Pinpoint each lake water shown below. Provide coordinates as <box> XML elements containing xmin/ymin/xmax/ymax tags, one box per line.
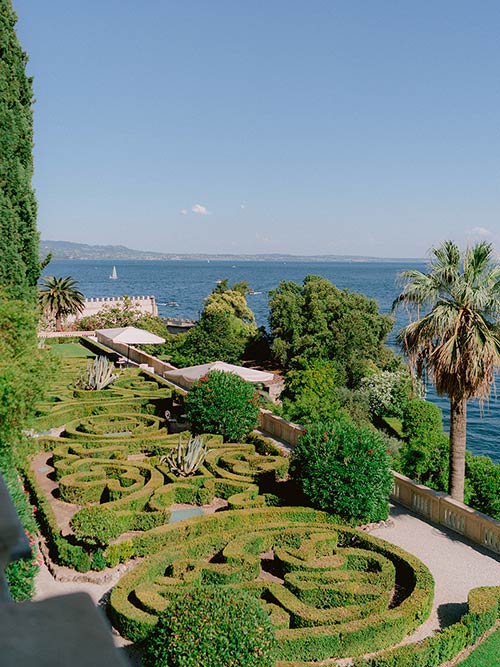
<box><xmin>43</xmin><ymin>259</ymin><xmax>500</xmax><ymax>463</ymax></box>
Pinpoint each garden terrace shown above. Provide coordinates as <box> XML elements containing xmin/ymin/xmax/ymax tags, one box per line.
<box><xmin>24</xmin><ymin>345</ymin><xmax>500</xmax><ymax>665</ymax></box>
<box><xmin>26</xmin><ymin>354</ymin><xmax>289</xmax><ymax>567</ymax></box>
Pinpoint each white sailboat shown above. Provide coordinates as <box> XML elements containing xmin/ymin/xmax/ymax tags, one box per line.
<box><xmin>110</xmin><ymin>266</ymin><xmax>118</xmax><ymax>280</ymax></box>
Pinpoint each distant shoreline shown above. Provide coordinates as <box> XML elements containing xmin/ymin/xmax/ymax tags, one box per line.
<box><xmin>41</xmin><ymin>240</ymin><xmax>423</xmax><ymax>263</ymax></box>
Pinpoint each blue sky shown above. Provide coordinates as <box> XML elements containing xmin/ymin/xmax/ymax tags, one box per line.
<box><xmin>13</xmin><ymin>1</ymin><xmax>500</xmax><ymax>257</ymax></box>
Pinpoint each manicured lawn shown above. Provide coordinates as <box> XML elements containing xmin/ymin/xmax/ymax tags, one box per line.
<box><xmin>47</xmin><ymin>342</ymin><xmax>94</xmax><ymax>358</ymax></box>
<box><xmin>457</xmin><ymin>627</ymin><xmax>500</xmax><ymax>666</ymax></box>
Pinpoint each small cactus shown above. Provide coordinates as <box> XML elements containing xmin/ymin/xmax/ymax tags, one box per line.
<box><xmin>77</xmin><ymin>355</ymin><xmax>118</xmax><ymax>391</ymax></box>
<box><xmin>162</xmin><ymin>435</ymin><xmax>210</xmax><ymax>477</ymax></box>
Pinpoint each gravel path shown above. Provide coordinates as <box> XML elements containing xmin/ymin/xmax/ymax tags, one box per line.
<box><xmin>370</xmin><ymin>502</ymin><xmax>500</xmax><ymax>642</ymax></box>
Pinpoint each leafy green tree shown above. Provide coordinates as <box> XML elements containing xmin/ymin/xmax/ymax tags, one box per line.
<box><xmin>168</xmin><ymin>281</ymin><xmax>258</xmax><ymax>366</ymax></box>
<box><xmin>39</xmin><ymin>276</ymin><xmax>85</xmax><ymax>330</ymax></box>
<box><xmin>169</xmin><ymin>310</ymin><xmax>247</xmax><ymax>366</ymax></box>
<box><xmin>290</xmin><ymin>419</ymin><xmax>393</xmax><ymax>523</ymax></box>
<box><xmin>185</xmin><ymin>370</ymin><xmax>260</xmax><ymax>442</ymax></box>
<box><xmin>0</xmin><ymin>294</ymin><xmax>55</xmax><ymax>446</ymax></box>
<box><xmin>269</xmin><ymin>275</ymin><xmax>394</xmax><ymax>386</ymax></box>
<box><xmin>0</xmin><ymin>0</ymin><xmax>39</xmax><ymax>293</ymax></box>
<box><xmin>393</xmin><ymin>241</ymin><xmax>500</xmax><ymax>502</ymax></box>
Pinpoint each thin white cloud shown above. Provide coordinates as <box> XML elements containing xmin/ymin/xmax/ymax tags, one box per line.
<box><xmin>180</xmin><ymin>208</ymin><xmax>188</xmax><ymax>216</ymax></box>
<box><xmin>192</xmin><ymin>204</ymin><xmax>209</xmax><ymax>215</ymax></box>
<box><xmin>240</xmin><ymin>203</ymin><xmax>246</xmax><ymax>209</ymax></box>
<box><xmin>469</xmin><ymin>226</ymin><xmax>493</xmax><ymax>238</ymax></box>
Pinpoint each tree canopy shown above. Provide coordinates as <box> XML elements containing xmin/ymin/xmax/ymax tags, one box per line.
<box><xmin>0</xmin><ymin>0</ymin><xmax>39</xmax><ymax>295</ymax></box>
<box><xmin>269</xmin><ymin>275</ymin><xmax>394</xmax><ymax>386</ymax></box>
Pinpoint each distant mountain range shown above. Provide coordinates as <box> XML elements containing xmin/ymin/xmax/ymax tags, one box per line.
<box><xmin>40</xmin><ymin>240</ymin><xmax>419</xmax><ymax>262</ymax></box>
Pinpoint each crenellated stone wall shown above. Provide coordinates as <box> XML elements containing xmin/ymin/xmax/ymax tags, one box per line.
<box><xmin>66</xmin><ymin>296</ymin><xmax>157</xmax><ymax>323</ymax></box>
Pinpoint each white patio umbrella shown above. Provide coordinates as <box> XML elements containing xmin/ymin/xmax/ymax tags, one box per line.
<box><xmin>163</xmin><ymin>361</ymin><xmax>274</xmax><ymax>390</ymax></box>
<box><xmin>95</xmin><ymin>327</ymin><xmax>165</xmax><ymax>363</ymax></box>
<box><xmin>96</xmin><ymin>326</ymin><xmax>165</xmax><ymax>345</ymax></box>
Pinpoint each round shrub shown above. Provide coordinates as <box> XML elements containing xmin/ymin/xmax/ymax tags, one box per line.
<box><xmin>290</xmin><ymin>419</ymin><xmax>393</xmax><ymax>523</ymax></box>
<box><xmin>144</xmin><ymin>585</ymin><xmax>277</xmax><ymax>667</ymax></box>
<box><xmin>402</xmin><ymin>399</ymin><xmax>443</xmax><ymax>440</ymax></box>
<box><xmin>185</xmin><ymin>370</ymin><xmax>260</xmax><ymax>442</ymax></box>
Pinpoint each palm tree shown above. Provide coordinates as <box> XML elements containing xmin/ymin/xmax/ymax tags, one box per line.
<box><xmin>393</xmin><ymin>240</ymin><xmax>500</xmax><ymax>502</ymax></box>
<box><xmin>39</xmin><ymin>276</ymin><xmax>85</xmax><ymax>331</ymax></box>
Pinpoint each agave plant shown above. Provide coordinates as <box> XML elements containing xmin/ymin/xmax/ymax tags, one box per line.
<box><xmin>77</xmin><ymin>355</ymin><xmax>118</xmax><ymax>391</ymax></box>
<box><xmin>162</xmin><ymin>435</ymin><xmax>210</xmax><ymax>477</ymax></box>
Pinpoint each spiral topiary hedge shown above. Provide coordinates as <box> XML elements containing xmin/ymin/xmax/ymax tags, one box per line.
<box><xmin>109</xmin><ymin>507</ymin><xmax>434</xmax><ymax>662</ymax></box>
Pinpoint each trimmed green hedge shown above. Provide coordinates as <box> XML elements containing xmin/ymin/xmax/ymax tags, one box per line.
<box><xmin>109</xmin><ymin>507</ymin><xmax>434</xmax><ymax>662</ymax></box>
<box><xmin>353</xmin><ymin>586</ymin><xmax>500</xmax><ymax>667</ymax></box>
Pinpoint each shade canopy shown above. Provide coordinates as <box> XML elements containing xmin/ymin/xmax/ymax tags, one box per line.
<box><xmin>163</xmin><ymin>361</ymin><xmax>274</xmax><ymax>389</ymax></box>
<box><xmin>96</xmin><ymin>326</ymin><xmax>165</xmax><ymax>345</ymax></box>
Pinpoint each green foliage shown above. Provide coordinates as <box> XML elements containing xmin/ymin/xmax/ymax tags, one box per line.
<box><xmin>402</xmin><ymin>400</ymin><xmax>443</xmax><ymax>440</ymax></box>
<box><xmin>77</xmin><ymin>295</ymin><xmax>143</xmax><ymax>329</ymax></box>
<box><xmin>393</xmin><ymin>240</ymin><xmax>500</xmax><ymax>502</ymax></box>
<box><xmin>0</xmin><ymin>295</ymin><xmax>57</xmax><ymax>446</ymax></box>
<box><xmin>185</xmin><ymin>370</ymin><xmax>260</xmax><ymax>442</ymax></box>
<box><xmin>396</xmin><ymin>400</ymin><xmax>449</xmax><ymax>491</ymax></box>
<box><xmin>354</xmin><ymin>586</ymin><xmax>500</xmax><ymax>667</ymax></box>
<box><xmin>169</xmin><ymin>311</ymin><xmax>248</xmax><ymax>366</ymax></box>
<box><xmin>163</xmin><ymin>435</ymin><xmax>211</xmax><ymax>477</ymax></box>
<box><xmin>281</xmin><ymin>360</ymin><xmax>346</xmax><ymax>424</ymax></box>
<box><xmin>165</xmin><ymin>281</ymin><xmax>258</xmax><ymax>366</ymax></box>
<box><xmin>398</xmin><ymin>430</ymin><xmax>450</xmax><ymax>492</ymax></box>
<box><xmin>76</xmin><ymin>355</ymin><xmax>119</xmax><ymax>390</ymax></box>
<box><xmin>457</xmin><ymin>627</ymin><xmax>500</xmax><ymax>667</ymax></box>
<box><xmin>144</xmin><ymin>585</ymin><xmax>277</xmax><ymax>667</ymax></box>
<box><xmin>0</xmin><ymin>0</ymin><xmax>39</xmax><ymax>293</ymax></box>
<box><xmin>465</xmin><ymin>453</ymin><xmax>500</xmax><ymax>520</ymax></box>
<box><xmin>269</xmin><ymin>275</ymin><xmax>394</xmax><ymax>385</ymax></box>
<box><xmin>291</xmin><ymin>419</ymin><xmax>393</xmax><ymax>523</ymax></box>
<box><xmin>38</xmin><ymin>276</ymin><xmax>85</xmax><ymax>331</ymax></box>
<box><xmin>110</xmin><ymin>508</ymin><xmax>434</xmax><ymax>659</ymax></box>
<box><xmin>361</xmin><ymin>370</ymin><xmax>420</xmax><ymax>419</ymax></box>
<box><xmin>1</xmin><ymin>451</ymin><xmax>40</xmax><ymax>600</ymax></box>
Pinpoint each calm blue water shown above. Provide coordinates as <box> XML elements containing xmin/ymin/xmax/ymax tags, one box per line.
<box><xmin>43</xmin><ymin>259</ymin><xmax>500</xmax><ymax>462</ymax></box>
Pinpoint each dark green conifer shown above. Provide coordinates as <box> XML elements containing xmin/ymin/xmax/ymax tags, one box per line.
<box><xmin>0</xmin><ymin>0</ymin><xmax>39</xmax><ymax>294</ymax></box>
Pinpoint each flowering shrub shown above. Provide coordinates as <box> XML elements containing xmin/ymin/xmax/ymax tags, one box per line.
<box><xmin>144</xmin><ymin>585</ymin><xmax>277</xmax><ymax>667</ymax></box>
<box><xmin>361</xmin><ymin>370</ymin><xmax>423</xmax><ymax>418</ymax></box>
<box><xmin>290</xmin><ymin>419</ymin><xmax>393</xmax><ymax>523</ymax></box>
<box><xmin>185</xmin><ymin>370</ymin><xmax>260</xmax><ymax>442</ymax></box>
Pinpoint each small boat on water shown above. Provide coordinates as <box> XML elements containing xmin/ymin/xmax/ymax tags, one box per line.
<box><xmin>110</xmin><ymin>266</ymin><xmax>118</xmax><ymax>280</ymax></box>
<box><xmin>165</xmin><ymin>301</ymin><xmax>179</xmax><ymax>307</ymax></box>
<box><xmin>248</xmin><ymin>289</ymin><xmax>262</xmax><ymax>295</ymax></box>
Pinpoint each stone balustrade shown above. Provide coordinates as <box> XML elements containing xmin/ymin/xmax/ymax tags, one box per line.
<box><xmin>258</xmin><ymin>409</ymin><xmax>304</xmax><ymax>447</ymax></box>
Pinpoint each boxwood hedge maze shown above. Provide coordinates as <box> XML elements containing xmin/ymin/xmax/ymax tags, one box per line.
<box><xmin>25</xmin><ymin>352</ymin><xmax>500</xmax><ymax>665</ymax></box>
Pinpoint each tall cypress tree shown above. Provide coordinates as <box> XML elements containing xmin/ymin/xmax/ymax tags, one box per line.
<box><xmin>0</xmin><ymin>0</ymin><xmax>39</xmax><ymax>294</ymax></box>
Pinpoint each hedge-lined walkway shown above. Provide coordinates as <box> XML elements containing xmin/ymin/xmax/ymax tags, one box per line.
<box><xmin>369</xmin><ymin>502</ymin><xmax>500</xmax><ymax>644</ymax></box>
